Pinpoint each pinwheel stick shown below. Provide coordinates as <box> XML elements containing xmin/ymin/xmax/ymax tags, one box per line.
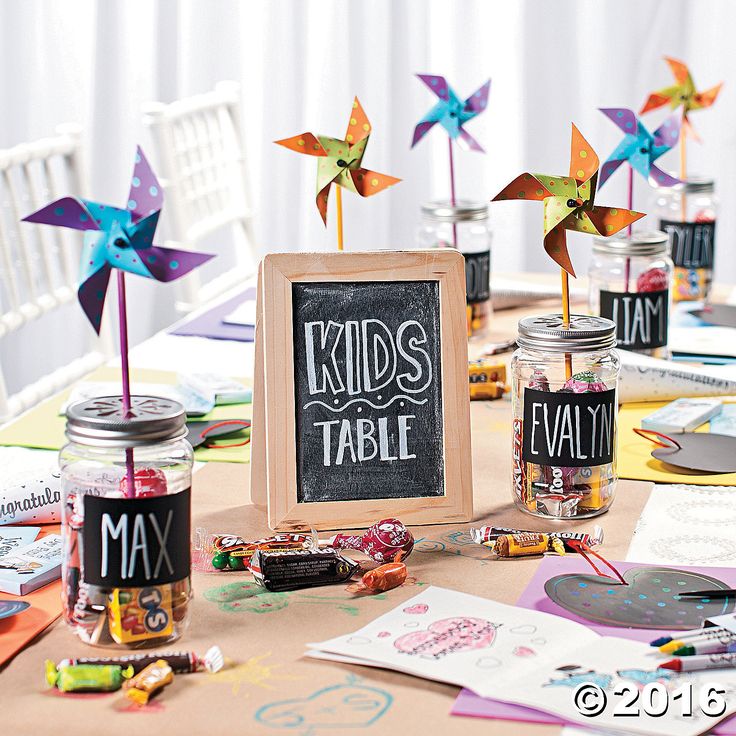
<box><xmin>625</xmin><ymin>165</ymin><xmax>633</xmax><ymax>291</ymax></box>
<box><xmin>335</xmin><ymin>186</ymin><xmax>344</xmax><ymax>251</ymax></box>
<box><xmin>679</xmin><ymin>133</ymin><xmax>687</xmax><ymax>221</ymax></box>
<box><xmin>116</xmin><ymin>271</ymin><xmax>136</xmax><ymax>499</ymax></box>
<box><xmin>448</xmin><ymin>138</ymin><xmax>458</xmax><ymax>248</ymax></box>
<box><xmin>561</xmin><ymin>269</ymin><xmax>572</xmax><ymax>379</ymax></box>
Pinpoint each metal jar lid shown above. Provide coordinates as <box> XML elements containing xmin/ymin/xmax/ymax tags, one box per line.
<box><xmin>421</xmin><ymin>199</ymin><xmax>489</xmax><ymax>222</ymax></box>
<box><xmin>65</xmin><ymin>395</ymin><xmax>187</xmax><ymax>447</ymax></box>
<box><xmin>681</xmin><ymin>176</ymin><xmax>715</xmax><ymax>194</ymax></box>
<box><xmin>517</xmin><ymin>314</ymin><xmax>617</xmax><ymax>353</ymax></box>
<box><xmin>593</xmin><ymin>230</ymin><xmax>668</xmax><ymax>257</ymax></box>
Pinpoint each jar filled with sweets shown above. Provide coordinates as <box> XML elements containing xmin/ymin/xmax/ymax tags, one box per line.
<box><xmin>588</xmin><ymin>231</ymin><xmax>672</xmax><ymax>359</ymax></box>
<box><xmin>654</xmin><ymin>177</ymin><xmax>717</xmax><ymax>302</ymax></box>
<box><xmin>511</xmin><ymin>315</ymin><xmax>620</xmax><ymax>519</ymax></box>
<box><xmin>418</xmin><ymin>200</ymin><xmax>493</xmax><ymax>340</ymax></box>
<box><xmin>60</xmin><ymin>396</ymin><xmax>193</xmax><ymax>648</ymax></box>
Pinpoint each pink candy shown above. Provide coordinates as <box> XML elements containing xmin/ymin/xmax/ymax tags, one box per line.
<box><xmin>330</xmin><ymin>518</ymin><xmax>414</xmax><ymax>563</ymax></box>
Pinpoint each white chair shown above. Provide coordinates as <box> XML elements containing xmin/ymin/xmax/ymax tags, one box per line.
<box><xmin>0</xmin><ymin>125</ymin><xmax>113</xmax><ymax>422</ymax></box>
<box><xmin>142</xmin><ymin>81</ymin><xmax>258</xmax><ymax>312</ymax></box>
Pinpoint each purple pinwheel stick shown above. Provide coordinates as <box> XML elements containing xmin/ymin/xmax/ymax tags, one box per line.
<box><xmin>412</xmin><ymin>74</ymin><xmax>490</xmax><ymax>247</ymax></box>
<box><xmin>23</xmin><ymin>146</ymin><xmax>214</xmax><ymax>497</ymax></box>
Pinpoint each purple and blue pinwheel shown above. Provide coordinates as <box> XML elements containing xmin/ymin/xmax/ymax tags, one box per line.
<box><xmin>23</xmin><ymin>147</ymin><xmax>214</xmax><ymax>332</ymax></box>
<box><xmin>411</xmin><ymin>74</ymin><xmax>490</xmax><ymax>152</ymax></box>
<box><xmin>598</xmin><ymin>108</ymin><xmax>681</xmax><ymax>189</ymax></box>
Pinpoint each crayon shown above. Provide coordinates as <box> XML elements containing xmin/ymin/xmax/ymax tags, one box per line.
<box><xmin>650</xmin><ymin>626</ymin><xmax>718</xmax><ymax>647</ymax></box>
<box><xmin>659</xmin><ymin>627</ymin><xmax>731</xmax><ymax>653</ymax></box>
<box><xmin>660</xmin><ymin>652</ymin><xmax>736</xmax><ymax>672</ymax></box>
<box><xmin>673</xmin><ymin>637</ymin><xmax>736</xmax><ymax>657</ymax></box>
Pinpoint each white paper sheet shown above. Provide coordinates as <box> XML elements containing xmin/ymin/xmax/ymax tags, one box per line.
<box><xmin>308</xmin><ymin>587</ymin><xmax>736</xmax><ymax>736</ymax></box>
<box><xmin>626</xmin><ymin>484</ymin><xmax>736</xmax><ymax>567</ymax></box>
<box><xmin>222</xmin><ymin>299</ymin><xmax>257</xmax><ymax>326</ymax></box>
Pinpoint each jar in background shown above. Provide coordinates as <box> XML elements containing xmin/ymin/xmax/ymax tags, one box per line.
<box><xmin>418</xmin><ymin>200</ymin><xmax>493</xmax><ymax>340</ymax></box>
<box><xmin>511</xmin><ymin>315</ymin><xmax>620</xmax><ymax>520</ymax></box>
<box><xmin>654</xmin><ymin>177</ymin><xmax>717</xmax><ymax>302</ymax></box>
<box><xmin>60</xmin><ymin>396</ymin><xmax>193</xmax><ymax>648</ymax></box>
<box><xmin>588</xmin><ymin>231</ymin><xmax>672</xmax><ymax>359</ymax></box>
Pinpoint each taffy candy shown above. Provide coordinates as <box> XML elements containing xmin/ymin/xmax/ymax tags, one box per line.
<box><xmin>124</xmin><ymin>659</ymin><xmax>174</xmax><ymax>706</ymax></box>
<box><xmin>46</xmin><ymin>660</ymin><xmax>133</xmax><ymax>692</ymax></box>
<box><xmin>56</xmin><ymin>646</ymin><xmax>223</xmax><ymax>675</ymax></box>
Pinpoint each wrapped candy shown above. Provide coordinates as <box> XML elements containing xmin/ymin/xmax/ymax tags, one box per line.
<box><xmin>347</xmin><ymin>557</ymin><xmax>408</xmax><ymax>594</ymax></box>
<box><xmin>492</xmin><ymin>532</ymin><xmax>566</xmax><ymax>558</ymax></box>
<box><xmin>55</xmin><ymin>646</ymin><xmax>223</xmax><ymax>675</ymax></box>
<box><xmin>636</xmin><ymin>267</ymin><xmax>668</xmax><ymax>293</ymax></box>
<box><xmin>211</xmin><ymin>533</ymin><xmax>312</xmax><ymax>571</ymax></box>
<box><xmin>329</xmin><ymin>518</ymin><xmax>414</xmax><ymax>563</ymax></box>
<box><xmin>46</xmin><ymin>660</ymin><xmax>133</xmax><ymax>692</ymax></box>
<box><xmin>124</xmin><ymin>659</ymin><xmax>174</xmax><ymax>706</ymax></box>
<box><xmin>561</xmin><ymin>370</ymin><xmax>607</xmax><ymax>393</ymax></box>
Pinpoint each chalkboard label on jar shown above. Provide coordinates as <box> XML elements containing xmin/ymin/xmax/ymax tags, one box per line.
<box><xmin>660</xmin><ymin>219</ymin><xmax>715</xmax><ymax>269</ymax></box>
<box><xmin>463</xmin><ymin>250</ymin><xmax>491</xmax><ymax>304</ymax></box>
<box><xmin>83</xmin><ymin>489</ymin><xmax>191</xmax><ymax>588</ymax></box>
<box><xmin>522</xmin><ymin>387</ymin><xmax>616</xmax><ymax>468</ymax></box>
<box><xmin>599</xmin><ymin>289</ymin><xmax>668</xmax><ymax>350</ymax></box>
<box><xmin>291</xmin><ymin>280</ymin><xmax>445</xmax><ymax>503</ymax></box>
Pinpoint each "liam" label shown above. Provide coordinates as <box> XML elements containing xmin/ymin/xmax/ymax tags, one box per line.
<box><xmin>599</xmin><ymin>289</ymin><xmax>668</xmax><ymax>350</ymax></box>
<box><xmin>522</xmin><ymin>388</ymin><xmax>616</xmax><ymax>467</ymax></box>
<box><xmin>83</xmin><ymin>489</ymin><xmax>191</xmax><ymax>587</ymax></box>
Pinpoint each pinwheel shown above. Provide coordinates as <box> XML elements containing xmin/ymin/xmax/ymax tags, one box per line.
<box><xmin>640</xmin><ymin>57</ymin><xmax>722</xmax><ymax>142</ymax></box>
<box><xmin>599</xmin><ymin>108</ymin><xmax>681</xmax><ymax>189</ymax></box>
<box><xmin>23</xmin><ymin>147</ymin><xmax>215</xmax><ymax>497</ymax></box>
<box><xmin>411</xmin><ymin>75</ymin><xmax>490</xmax><ymax>247</ymax></box>
<box><xmin>411</xmin><ymin>74</ymin><xmax>490</xmax><ymax>153</ymax></box>
<box><xmin>493</xmin><ymin>125</ymin><xmax>644</xmax><ymax>377</ymax></box>
<box><xmin>23</xmin><ymin>146</ymin><xmax>214</xmax><ymax>332</ymax></box>
<box><xmin>275</xmin><ymin>97</ymin><xmax>401</xmax><ymax>250</ymax></box>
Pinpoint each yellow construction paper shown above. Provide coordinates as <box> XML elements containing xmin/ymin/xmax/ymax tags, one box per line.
<box><xmin>0</xmin><ymin>367</ymin><xmax>251</xmax><ymax>464</ymax></box>
<box><xmin>617</xmin><ymin>400</ymin><xmax>736</xmax><ymax>486</ymax></box>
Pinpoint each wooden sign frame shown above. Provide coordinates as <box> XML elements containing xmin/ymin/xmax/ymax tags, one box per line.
<box><xmin>250</xmin><ymin>250</ymin><xmax>472</xmax><ymax>531</ymax></box>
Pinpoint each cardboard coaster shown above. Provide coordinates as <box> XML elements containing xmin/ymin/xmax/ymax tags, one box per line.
<box><xmin>691</xmin><ymin>304</ymin><xmax>736</xmax><ymax>329</ymax></box>
<box><xmin>652</xmin><ymin>432</ymin><xmax>736</xmax><ymax>474</ymax></box>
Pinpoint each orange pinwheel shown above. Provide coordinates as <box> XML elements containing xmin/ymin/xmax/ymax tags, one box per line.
<box><xmin>640</xmin><ymin>57</ymin><xmax>722</xmax><ymax>140</ymax></box>
<box><xmin>275</xmin><ymin>97</ymin><xmax>401</xmax><ymax>225</ymax></box>
<box><xmin>492</xmin><ymin>124</ymin><xmax>644</xmax><ymax>277</ymax></box>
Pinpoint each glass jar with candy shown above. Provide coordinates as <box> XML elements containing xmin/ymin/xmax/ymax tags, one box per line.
<box><xmin>654</xmin><ymin>177</ymin><xmax>718</xmax><ymax>303</ymax></box>
<box><xmin>511</xmin><ymin>315</ymin><xmax>620</xmax><ymax>519</ymax></box>
<box><xmin>417</xmin><ymin>200</ymin><xmax>493</xmax><ymax>340</ymax></box>
<box><xmin>60</xmin><ymin>396</ymin><xmax>193</xmax><ymax>648</ymax></box>
<box><xmin>588</xmin><ymin>231</ymin><xmax>672</xmax><ymax>359</ymax></box>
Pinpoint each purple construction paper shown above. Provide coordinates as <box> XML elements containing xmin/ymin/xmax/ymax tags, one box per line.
<box><xmin>170</xmin><ymin>288</ymin><xmax>256</xmax><ymax>342</ymax></box>
<box><xmin>452</xmin><ymin>558</ymin><xmax>736</xmax><ymax>734</ymax></box>
<box><xmin>128</xmin><ymin>146</ymin><xmax>163</xmax><ymax>222</ymax></box>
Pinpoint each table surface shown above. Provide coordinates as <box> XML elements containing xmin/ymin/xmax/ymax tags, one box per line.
<box><xmin>1</xmin><ymin>286</ymin><xmax>654</xmax><ymax>736</ymax></box>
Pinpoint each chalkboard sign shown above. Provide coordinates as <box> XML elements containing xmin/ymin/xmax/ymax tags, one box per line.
<box><xmin>599</xmin><ymin>289</ymin><xmax>668</xmax><ymax>350</ymax></box>
<box><xmin>660</xmin><ymin>219</ymin><xmax>716</xmax><ymax>269</ymax></box>
<box><xmin>464</xmin><ymin>251</ymin><xmax>491</xmax><ymax>303</ymax></box>
<box><xmin>249</xmin><ymin>251</ymin><xmax>472</xmax><ymax>531</ymax></box>
<box><xmin>292</xmin><ymin>281</ymin><xmax>444</xmax><ymax>503</ymax></box>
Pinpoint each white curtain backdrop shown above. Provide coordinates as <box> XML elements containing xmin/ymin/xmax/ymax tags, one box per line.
<box><xmin>1</xmin><ymin>0</ymin><xmax>734</xmax><ymax>393</ymax></box>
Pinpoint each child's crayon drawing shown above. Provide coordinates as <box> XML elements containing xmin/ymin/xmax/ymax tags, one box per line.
<box><xmin>255</xmin><ymin>675</ymin><xmax>392</xmax><ymax>735</ymax></box>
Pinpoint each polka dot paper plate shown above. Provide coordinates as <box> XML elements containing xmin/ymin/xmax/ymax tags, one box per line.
<box><xmin>544</xmin><ymin>566</ymin><xmax>735</xmax><ymax>630</ymax></box>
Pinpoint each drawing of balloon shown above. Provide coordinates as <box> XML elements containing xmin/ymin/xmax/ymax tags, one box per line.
<box><xmin>255</xmin><ymin>677</ymin><xmax>392</xmax><ymax>731</ymax></box>
<box><xmin>403</xmin><ymin>604</ymin><xmax>429</xmax><ymax>615</ymax></box>
<box><xmin>513</xmin><ymin>646</ymin><xmax>536</xmax><ymax>657</ymax></box>
<box><xmin>377</xmin><ymin>631</ymin><xmax>391</xmax><ymax>638</ymax></box>
<box><xmin>394</xmin><ymin>617</ymin><xmax>497</xmax><ymax>659</ymax></box>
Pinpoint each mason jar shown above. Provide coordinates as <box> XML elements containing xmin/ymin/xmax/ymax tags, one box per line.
<box><xmin>588</xmin><ymin>230</ymin><xmax>672</xmax><ymax>359</ymax></box>
<box><xmin>511</xmin><ymin>315</ymin><xmax>620</xmax><ymax>519</ymax></box>
<box><xmin>418</xmin><ymin>200</ymin><xmax>492</xmax><ymax>340</ymax></box>
<box><xmin>60</xmin><ymin>396</ymin><xmax>193</xmax><ymax>648</ymax></box>
<box><xmin>654</xmin><ymin>177</ymin><xmax>717</xmax><ymax>302</ymax></box>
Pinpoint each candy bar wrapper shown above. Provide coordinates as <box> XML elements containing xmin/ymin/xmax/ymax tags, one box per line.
<box><xmin>470</xmin><ymin>525</ymin><xmax>604</xmax><ymax>553</ymax></box>
<box><xmin>58</xmin><ymin>646</ymin><xmax>224</xmax><ymax>675</ymax></box>
<box><xmin>108</xmin><ymin>585</ymin><xmax>174</xmax><ymax>644</ymax></box>
<box><xmin>468</xmin><ymin>360</ymin><xmax>507</xmax><ymax>401</ymax></box>
<box><xmin>250</xmin><ymin>547</ymin><xmax>358</xmax><ymax>592</ymax></box>
<box><xmin>576</xmin><ymin>464</ymin><xmax>616</xmax><ymax>512</ymax></box>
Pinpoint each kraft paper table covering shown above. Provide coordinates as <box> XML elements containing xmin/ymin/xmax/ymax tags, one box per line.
<box><xmin>0</xmin><ymin>367</ymin><xmax>252</xmax><ymax>464</ymax></box>
<box><xmin>0</xmin><ymin>404</ymin><xmax>654</xmax><ymax>735</ymax></box>
<box><xmin>618</xmin><ymin>400</ymin><xmax>736</xmax><ymax>485</ymax></box>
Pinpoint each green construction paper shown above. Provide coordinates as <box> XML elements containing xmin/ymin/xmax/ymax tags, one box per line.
<box><xmin>0</xmin><ymin>367</ymin><xmax>251</xmax><ymax>464</ymax></box>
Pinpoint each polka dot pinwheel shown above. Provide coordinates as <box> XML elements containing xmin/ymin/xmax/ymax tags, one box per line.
<box><xmin>640</xmin><ymin>57</ymin><xmax>723</xmax><ymax>142</ymax></box>
<box><xmin>598</xmin><ymin>108</ymin><xmax>681</xmax><ymax>189</ymax></box>
<box><xmin>23</xmin><ymin>146</ymin><xmax>214</xmax><ymax>333</ymax></box>
<box><xmin>275</xmin><ymin>97</ymin><xmax>401</xmax><ymax>249</ymax></box>
<box><xmin>492</xmin><ymin>124</ymin><xmax>645</xmax><ymax>278</ymax></box>
<box><xmin>411</xmin><ymin>74</ymin><xmax>491</xmax><ymax>153</ymax></box>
